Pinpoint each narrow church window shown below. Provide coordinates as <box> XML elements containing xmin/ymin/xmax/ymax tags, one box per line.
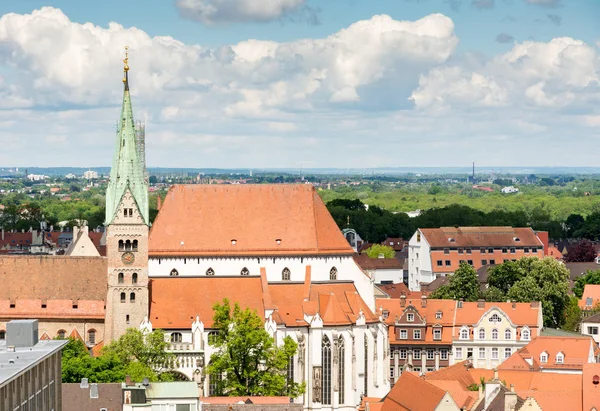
<box><xmin>322</xmin><ymin>336</ymin><xmax>332</xmax><ymax>405</ymax></box>
<box><xmin>287</xmin><ymin>356</ymin><xmax>294</xmax><ymax>394</ymax></box>
<box><xmin>338</xmin><ymin>336</ymin><xmax>345</xmax><ymax>404</ymax></box>
<box><xmin>206</xmin><ymin>268</ymin><xmax>215</xmax><ymax>276</ymax></box>
<box><xmin>119</xmin><ymin>240</ymin><xmax>124</xmax><ymax>251</ymax></box>
<box><xmin>170</xmin><ymin>269</ymin><xmax>179</xmax><ymax>276</ymax></box>
<box><xmin>132</xmin><ymin>273</ymin><xmax>138</xmax><ymax>284</ymax></box>
<box><xmin>133</xmin><ymin>240</ymin><xmax>138</xmax><ymax>251</ymax></box>
<box><xmin>282</xmin><ymin>267</ymin><xmax>291</xmax><ymax>281</ymax></box>
<box><xmin>126</xmin><ymin>315</ymin><xmax>130</xmax><ymax>324</ymax></box>
<box><xmin>130</xmin><ymin>293</ymin><xmax>136</xmax><ymax>303</ymax></box>
<box><xmin>170</xmin><ymin>332</ymin><xmax>183</xmax><ymax>343</ymax></box>
<box><xmin>364</xmin><ymin>335</ymin><xmax>369</xmax><ymax>396</ymax></box>
<box><xmin>128</xmin><ymin>208</ymin><xmax>133</xmax><ymax>217</ymax></box>
<box><xmin>118</xmin><ymin>273</ymin><xmax>124</xmax><ymax>284</ymax></box>
<box><xmin>57</xmin><ymin>330</ymin><xmax>66</xmax><ymax>339</ymax></box>
<box><xmin>241</xmin><ymin>267</ymin><xmax>250</xmax><ymax>276</ymax></box>
<box><xmin>208</xmin><ymin>331</ymin><xmax>219</xmax><ymax>345</ymax></box>
<box><xmin>88</xmin><ymin>329</ymin><xmax>96</xmax><ymax>345</ymax></box>
<box><xmin>120</xmin><ymin>293</ymin><xmax>126</xmax><ymax>303</ymax></box>
<box><xmin>330</xmin><ymin>267</ymin><xmax>338</xmax><ymax>280</ymax></box>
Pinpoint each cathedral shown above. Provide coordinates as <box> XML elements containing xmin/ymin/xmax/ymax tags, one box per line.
<box><xmin>0</xmin><ymin>52</ymin><xmax>390</xmax><ymax>409</ymax></box>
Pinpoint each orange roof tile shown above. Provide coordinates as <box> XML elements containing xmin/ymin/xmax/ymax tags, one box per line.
<box><xmin>547</xmin><ymin>246</ymin><xmax>563</xmax><ymax>260</ymax></box>
<box><xmin>91</xmin><ymin>341</ymin><xmax>104</xmax><ymax>357</ymax></box>
<box><xmin>39</xmin><ymin>332</ymin><xmax>50</xmax><ymax>340</ymax></box>
<box><xmin>427</xmin><ymin>380</ymin><xmax>478</xmax><ymax>409</ymax></box>
<box><xmin>269</xmin><ymin>280</ymin><xmax>378</xmax><ymax>326</ymax></box>
<box><xmin>509</xmin><ymin>336</ymin><xmax>597</xmax><ymax>370</ymax></box>
<box><xmin>149</xmin><ymin>184</ymin><xmax>353</xmax><ymax>256</ymax></box>
<box><xmin>383</xmin><ymin>371</ymin><xmax>448</xmax><ymax>411</ymax></box>
<box><xmin>69</xmin><ymin>328</ymin><xmax>84</xmax><ymax>342</ymax></box>
<box><xmin>424</xmin><ymin>360</ymin><xmax>477</xmax><ymax>388</ymax></box>
<box><xmin>0</xmin><ymin>299</ymin><xmax>105</xmax><ymax>320</ymax></box>
<box><xmin>580</xmin><ymin>284</ymin><xmax>600</xmax><ymax>309</ymax></box>
<box><xmin>454</xmin><ymin>301</ymin><xmax>540</xmax><ymax>328</ymax></box>
<box><xmin>354</xmin><ymin>254</ymin><xmax>403</xmax><ymax>270</ymax></box>
<box><xmin>419</xmin><ymin>227</ymin><xmax>543</xmax><ymax>248</ymax></box>
<box><xmin>149</xmin><ymin>276</ymin><xmax>267</xmax><ymax>329</ymax></box>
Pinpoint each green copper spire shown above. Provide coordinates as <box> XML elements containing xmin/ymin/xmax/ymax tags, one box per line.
<box><xmin>105</xmin><ymin>47</ymin><xmax>149</xmax><ymax>225</ymax></box>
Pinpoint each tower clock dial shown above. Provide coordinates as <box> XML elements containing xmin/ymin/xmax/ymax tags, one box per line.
<box><xmin>122</xmin><ymin>252</ymin><xmax>135</xmax><ymax>265</ymax></box>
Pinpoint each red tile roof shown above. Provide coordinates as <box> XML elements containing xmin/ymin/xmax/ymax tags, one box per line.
<box><xmin>580</xmin><ymin>284</ymin><xmax>600</xmax><ymax>309</ymax></box>
<box><xmin>149</xmin><ymin>276</ymin><xmax>267</xmax><ymax>329</ymax></box>
<box><xmin>149</xmin><ymin>184</ymin><xmax>353</xmax><ymax>256</ymax></box>
<box><xmin>504</xmin><ymin>336</ymin><xmax>598</xmax><ymax>371</ymax></box>
<box><xmin>353</xmin><ymin>254</ymin><xmax>403</xmax><ymax>270</ymax></box>
<box><xmin>382</xmin><ymin>371</ymin><xmax>450</xmax><ymax>411</ymax></box>
<box><xmin>454</xmin><ymin>301</ymin><xmax>541</xmax><ymax>329</ymax></box>
<box><xmin>0</xmin><ymin>256</ymin><xmax>107</xmax><ymax>318</ymax></box>
<box><xmin>419</xmin><ymin>227</ymin><xmax>543</xmax><ymax>248</ymax></box>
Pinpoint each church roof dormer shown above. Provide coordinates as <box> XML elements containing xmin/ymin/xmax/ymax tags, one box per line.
<box><xmin>105</xmin><ymin>47</ymin><xmax>149</xmax><ymax>226</ymax></box>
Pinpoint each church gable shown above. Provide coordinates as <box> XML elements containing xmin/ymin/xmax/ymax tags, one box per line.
<box><xmin>395</xmin><ymin>305</ymin><xmax>426</xmax><ymax>325</ymax></box>
<box><xmin>111</xmin><ymin>189</ymin><xmax>146</xmax><ymax>225</ymax></box>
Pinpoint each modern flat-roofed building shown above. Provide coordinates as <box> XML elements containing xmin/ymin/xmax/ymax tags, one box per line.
<box><xmin>408</xmin><ymin>227</ymin><xmax>548</xmax><ymax>291</ymax></box>
<box><xmin>0</xmin><ymin>319</ymin><xmax>68</xmax><ymax>411</ymax></box>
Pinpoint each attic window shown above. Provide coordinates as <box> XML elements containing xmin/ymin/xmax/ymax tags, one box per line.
<box><xmin>556</xmin><ymin>353</ymin><xmax>564</xmax><ymax>364</ymax></box>
<box><xmin>276</xmin><ymin>238</ymin><xmax>281</xmax><ymax>245</ymax></box>
<box><xmin>72</xmin><ymin>303</ymin><xmax>78</xmax><ymax>309</ymax></box>
<box><xmin>231</xmin><ymin>239</ymin><xmax>237</xmax><ymax>245</ymax></box>
<box><xmin>170</xmin><ymin>269</ymin><xmax>179</xmax><ymax>276</ymax></box>
<box><xmin>448</xmin><ymin>238</ymin><xmax>455</xmax><ymax>242</ymax></box>
<box><xmin>514</xmin><ymin>237</ymin><xmax>520</xmax><ymax>242</ymax></box>
<box><xmin>206</xmin><ymin>267</ymin><xmax>215</xmax><ymax>276</ymax></box>
<box><xmin>240</xmin><ymin>267</ymin><xmax>250</xmax><ymax>276</ymax></box>
<box><xmin>9</xmin><ymin>303</ymin><xmax>15</xmax><ymax>309</ymax></box>
<box><xmin>436</xmin><ymin>311</ymin><xmax>442</xmax><ymax>319</ymax></box>
<box><xmin>382</xmin><ymin>310</ymin><xmax>389</xmax><ymax>320</ymax></box>
<box><xmin>540</xmin><ymin>352</ymin><xmax>548</xmax><ymax>363</ymax></box>
<box><xmin>587</xmin><ymin>297</ymin><xmax>593</xmax><ymax>307</ymax></box>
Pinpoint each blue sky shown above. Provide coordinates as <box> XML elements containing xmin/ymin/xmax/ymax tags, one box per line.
<box><xmin>0</xmin><ymin>0</ymin><xmax>599</xmax><ymax>168</ymax></box>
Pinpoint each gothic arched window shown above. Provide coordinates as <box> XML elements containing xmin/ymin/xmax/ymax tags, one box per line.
<box><xmin>133</xmin><ymin>240</ymin><xmax>138</xmax><ymax>251</ymax></box>
<box><xmin>282</xmin><ymin>267</ymin><xmax>291</xmax><ymax>281</ymax></box>
<box><xmin>364</xmin><ymin>334</ymin><xmax>369</xmax><ymax>396</ymax></box>
<box><xmin>88</xmin><ymin>329</ymin><xmax>96</xmax><ymax>345</ymax></box>
<box><xmin>130</xmin><ymin>293</ymin><xmax>136</xmax><ymax>303</ymax></box>
<box><xmin>170</xmin><ymin>269</ymin><xmax>179</xmax><ymax>276</ymax></box>
<box><xmin>170</xmin><ymin>332</ymin><xmax>183</xmax><ymax>343</ymax></box>
<box><xmin>118</xmin><ymin>272</ymin><xmax>124</xmax><ymax>284</ymax></box>
<box><xmin>241</xmin><ymin>267</ymin><xmax>250</xmax><ymax>276</ymax></box>
<box><xmin>206</xmin><ymin>268</ymin><xmax>215</xmax><ymax>276</ymax></box>
<box><xmin>118</xmin><ymin>240</ymin><xmax>124</xmax><ymax>251</ymax></box>
<box><xmin>57</xmin><ymin>330</ymin><xmax>66</xmax><ymax>339</ymax></box>
<box><xmin>120</xmin><ymin>292</ymin><xmax>126</xmax><ymax>303</ymax></box>
<box><xmin>322</xmin><ymin>336</ymin><xmax>332</xmax><ymax>405</ymax></box>
<box><xmin>125</xmin><ymin>240</ymin><xmax>131</xmax><ymax>251</ymax></box>
<box><xmin>338</xmin><ymin>336</ymin><xmax>345</xmax><ymax>405</ymax></box>
<box><xmin>132</xmin><ymin>273</ymin><xmax>138</xmax><ymax>284</ymax></box>
<box><xmin>330</xmin><ymin>267</ymin><xmax>338</xmax><ymax>280</ymax></box>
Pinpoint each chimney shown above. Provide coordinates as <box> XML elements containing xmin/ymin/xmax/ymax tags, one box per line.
<box><xmin>478</xmin><ymin>384</ymin><xmax>483</xmax><ymax>399</ymax></box>
<box><xmin>494</xmin><ymin>368</ymin><xmax>498</xmax><ymax>380</ymax></box>
<box><xmin>457</xmin><ymin>299</ymin><xmax>463</xmax><ymax>308</ymax></box>
<box><xmin>156</xmin><ymin>195</ymin><xmax>162</xmax><ymax>211</ymax></box>
<box><xmin>512</xmin><ymin>301</ymin><xmax>516</xmax><ymax>309</ymax></box>
<box><xmin>536</xmin><ymin>231</ymin><xmax>549</xmax><ymax>256</ymax></box>
<box><xmin>421</xmin><ymin>295</ymin><xmax>427</xmax><ymax>308</ymax></box>
<box><xmin>2</xmin><ymin>228</ymin><xmax>4</xmax><ymax>240</ymax></box>
<box><xmin>530</xmin><ymin>301</ymin><xmax>540</xmax><ymax>308</ymax></box>
<box><xmin>400</xmin><ymin>294</ymin><xmax>406</xmax><ymax>307</ymax></box>
<box><xmin>125</xmin><ymin>375</ymin><xmax>133</xmax><ymax>386</ymax></box>
<box><xmin>477</xmin><ymin>299</ymin><xmax>485</xmax><ymax>309</ymax></box>
<box><xmin>505</xmin><ymin>384</ymin><xmax>518</xmax><ymax>411</ymax></box>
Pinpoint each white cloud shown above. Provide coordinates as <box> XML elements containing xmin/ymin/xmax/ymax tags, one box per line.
<box><xmin>175</xmin><ymin>0</ymin><xmax>317</xmax><ymax>24</ymax></box>
<box><xmin>0</xmin><ymin>7</ymin><xmax>598</xmax><ymax>168</ymax></box>
<box><xmin>411</xmin><ymin>37</ymin><xmax>600</xmax><ymax>110</ymax></box>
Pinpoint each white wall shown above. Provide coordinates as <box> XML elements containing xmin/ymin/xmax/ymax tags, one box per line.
<box><xmin>581</xmin><ymin>321</ymin><xmax>600</xmax><ymax>344</ymax></box>
<box><xmin>372</xmin><ymin>268</ymin><xmax>404</xmax><ymax>284</ymax></box>
<box><xmin>149</xmin><ymin>255</ymin><xmax>375</xmax><ymax>311</ymax></box>
<box><xmin>408</xmin><ymin>230</ymin><xmax>432</xmax><ymax>291</ymax></box>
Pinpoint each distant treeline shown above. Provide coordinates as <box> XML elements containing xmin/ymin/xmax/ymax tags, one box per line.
<box><xmin>326</xmin><ymin>199</ymin><xmax>600</xmax><ymax>243</ymax></box>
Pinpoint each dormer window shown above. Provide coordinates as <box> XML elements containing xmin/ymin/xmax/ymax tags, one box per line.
<box><xmin>436</xmin><ymin>311</ymin><xmax>442</xmax><ymax>319</ymax></box>
<box><xmin>416</xmin><ymin>232</ymin><xmax>421</xmax><ymax>242</ymax></box>
<box><xmin>556</xmin><ymin>352</ymin><xmax>564</xmax><ymax>364</ymax></box>
<box><xmin>276</xmin><ymin>238</ymin><xmax>281</xmax><ymax>245</ymax></box>
<box><xmin>540</xmin><ymin>352</ymin><xmax>548</xmax><ymax>363</ymax></box>
<box><xmin>460</xmin><ymin>327</ymin><xmax>469</xmax><ymax>340</ymax></box>
<box><xmin>382</xmin><ymin>310</ymin><xmax>389</xmax><ymax>320</ymax></box>
<box><xmin>514</xmin><ymin>237</ymin><xmax>520</xmax><ymax>242</ymax></box>
<box><xmin>587</xmin><ymin>297</ymin><xmax>593</xmax><ymax>307</ymax></box>
<box><xmin>448</xmin><ymin>238</ymin><xmax>455</xmax><ymax>242</ymax></box>
<box><xmin>231</xmin><ymin>239</ymin><xmax>237</xmax><ymax>245</ymax></box>
<box><xmin>407</xmin><ymin>313</ymin><xmax>414</xmax><ymax>322</ymax></box>
<box><xmin>521</xmin><ymin>327</ymin><xmax>531</xmax><ymax>341</ymax></box>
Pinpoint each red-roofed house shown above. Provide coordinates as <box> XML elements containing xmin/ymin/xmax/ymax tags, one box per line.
<box><xmin>408</xmin><ymin>227</ymin><xmax>547</xmax><ymax>291</ymax></box>
<box><xmin>580</xmin><ymin>284</ymin><xmax>600</xmax><ymax>311</ymax></box>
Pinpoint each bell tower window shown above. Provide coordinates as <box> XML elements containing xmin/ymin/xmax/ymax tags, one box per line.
<box><xmin>120</xmin><ymin>293</ymin><xmax>126</xmax><ymax>303</ymax></box>
<box><xmin>132</xmin><ymin>273</ymin><xmax>138</xmax><ymax>284</ymax></box>
<box><xmin>118</xmin><ymin>273</ymin><xmax>124</xmax><ymax>284</ymax></box>
<box><xmin>130</xmin><ymin>293</ymin><xmax>135</xmax><ymax>303</ymax></box>
<box><xmin>119</xmin><ymin>240</ymin><xmax>124</xmax><ymax>251</ymax></box>
<box><xmin>133</xmin><ymin>240</ymin><xmax>138</xmax><ymax>251</ymax></box>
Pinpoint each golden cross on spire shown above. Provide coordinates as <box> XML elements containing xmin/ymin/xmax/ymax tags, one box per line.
<box><xmin>122</xmin><ymin>46</ymin><xmax>130</xmax><ymax>84</ymax></box>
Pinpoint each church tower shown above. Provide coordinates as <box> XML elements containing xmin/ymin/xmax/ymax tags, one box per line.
<box><xmin>104</xmin><ymin>47</ymin><xmax>150</xmax><ymax>343</ymax></box>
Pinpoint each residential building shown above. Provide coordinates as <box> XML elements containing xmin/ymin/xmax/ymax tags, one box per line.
<box><xmin>581</xmin><ymin>312</ymin><xmax>600</xmax><ymax>343</ymax></box>
<box><xmin>501</xmin><ymin>186</ymin><xmax>519</xmax><ymax>194</ymax></box>
<box><xmin>452</xmin><ymin>301</ymin><xmax>543</xmax><ymax>369</ymax></box>
<box><xmin>62</xmin><ymin>381</ymin><xmax>123</xmax><ymax>411</ymax></box>
<box><xmin>83</xmin><ymin>170</ymin><xmax>99</xmax><ymax>180</ymax></box>
<box><xmin>0</xmin><ymin>320</ymin><xmax>68</xmax><ymax>411</ymax></box>
<box><xmin>408</xmin><ymin>226</ymin><xmax>548</xmax><ymax>291</ymax></box>
<box><xmin>499</xmin><ymin>336</ymin><xmax>599</xmax><ymax>373</ymax></box>
<box><xmin>381</xmin><ymin>371</ymin><xmax>462</xmax><ymax>410</ymax></box>
<box><xmin>580</xmin><ymin>284</ymin><xmax>600</xmax><ymax>313</ymax></box>
<box><xmin>353</xmin><ymin>254</ymin><xmax>404</xmax><ymax>284</ymax></box>
<box><xmin>377</xmin><ymin>296</ymin><xmax>455</xmax><ymax>381</ymax></box>
<box><xmin>122</xmin><ymin>381</ymin><xmax>200</xmax><ymax>411</ymax></box>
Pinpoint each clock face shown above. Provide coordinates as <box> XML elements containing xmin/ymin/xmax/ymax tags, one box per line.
<box><xmin>122</xmin><ymin>252</ymin><xmax>135</xmax><ymax>265</ymax></box>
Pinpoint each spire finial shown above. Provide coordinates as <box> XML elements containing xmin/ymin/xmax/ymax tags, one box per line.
<box><xmin>122</xmin><ymin>46</ymin><xmax>130</xmax><ymax>85</ymax></box>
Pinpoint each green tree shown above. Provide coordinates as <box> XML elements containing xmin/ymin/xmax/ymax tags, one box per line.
<box><xmin>103</xmin><ymin>328</ymin><xmax>175</xmax><ymax>376</ymax></box>
<box><xmin>563</xmin><ymin>296</ymin><xmax>583</xmax><ymax>332</ymax></box>
<box><xmin>487</xmin><ymin>258</ymin><xmax>535</xmax><ymax>294</ymax></box>
<box><xmin>207</xmin><ymin>299</ymin><xmax>305</xmax><ymax>397</ymax></box>
<box><xmin>484</xmin><ymin>286</ymin><xmax>506</xmax><ymax>302</ymax></box>
<box><xmin>430</xmin><ymin>262</ymin><xmax>481</xmax><ymax>302</ymax></box>
<box><xmin>365</xmin><ymin>244</ymin><xmax>396</xmax><ymax>259</ymax></box>
<box><xmin>506</xmin><ymin>257</ymin><xmax>570</xmax><ymax>328</ymax></box>
<box><xmin>573</xmin><ymin>270</ymin><xmax>600</xmax><ymax>298</ymax></box>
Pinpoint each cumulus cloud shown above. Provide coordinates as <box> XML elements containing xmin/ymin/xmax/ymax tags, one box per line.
<box><xmin>411</xmin><ymin>37</ymin><xmax>600</xmax><ymax>110</ymax></box>
<box><xmin>495</xmin><ymin>33</ymin><xmax>515</xmax><ymax>43</ymax></box>
<box><xmin>0</xmin><ymin>7</ymin><xmax>598</xmax><ymax>168</ymax></box>
<box><xmin>175</xmin><ymin>0</ymin><xmax>318</xmax><ymax>24</ymax></box>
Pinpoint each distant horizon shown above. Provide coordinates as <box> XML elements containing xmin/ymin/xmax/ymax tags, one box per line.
<box><xmin>6</xmin><ymin>165</ymin><xmax>600</xmax><ymax>176</ymax></box>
